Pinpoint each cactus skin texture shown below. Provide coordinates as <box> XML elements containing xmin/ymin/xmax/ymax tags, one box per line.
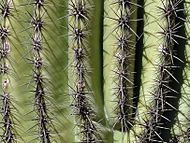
<box><xmin>0</xmin><ymin>0</ymin><xmax>189</xmax><ymax>143</ymax></box>
<box><xmin>68</xmin><ymin>0</ymin><xmax>101</xmax><ymax>142</ymax></box>
<box><xmin>0</xmin><ymin>0</ymin><xmax>18</xmax><ymax>142</ymax></box>
<box><xmin>104</xmin><ymin>0</ymin><xmax>140</xmax><ymax>135</ymax></box>
<box><xmin>28</xmin><ymin>1</ymin><xmax>52</xmax><ymax>142</ymax></box>
<box><xmin>139</xmin><ymin>0</ymin><xmax>186</xmax><ymax>142</ymax></box>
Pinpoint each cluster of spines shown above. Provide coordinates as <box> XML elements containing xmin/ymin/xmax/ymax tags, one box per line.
<box><xmin>109</xmin><ymin>0</ymin><xmax>138</xmax><ymax>132</ymax></box>
<box><xmin>28</xmin><ymin>1</ymin><xmax>51</xmax><ymax>142</ymax></box>
<box><xmin>139</xmin><ymin>0</ymin><xmax>185</xmax><ymax>142</ymax></box>
<box><xmin>68</xmin><ymin>0</ymin><xmax>100</xmax><ymax>142</ymax></box>
<box><xmin>0</xmin><ymin>0</ymin><xmax>17</xmax><ymax>142</ymax></box>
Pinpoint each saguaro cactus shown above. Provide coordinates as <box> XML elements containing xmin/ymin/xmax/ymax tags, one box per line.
<box><xmin>0</xmin><ymin>0</ymin><xmax>190</xmax><ymax>143</ymax></box>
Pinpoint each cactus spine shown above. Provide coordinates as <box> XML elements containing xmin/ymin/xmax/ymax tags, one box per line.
<box><xmin>29</xmin><ymin>0</ymin><xmax>51</xmax><ymax>142</ymax></box>
<box><xmin>0</xmin><ymin>0</ymin><xmax>18</xmax><ymax>142</ymax></box>
<box><xmin>139</xmin><ymin>0</ymin><xmax>186</xmax><ymax>142</ymax></box>
<box><xmin>68</xmin><ymin>0</ymin><xmax>101</xmax><ymax>142</ymax></box>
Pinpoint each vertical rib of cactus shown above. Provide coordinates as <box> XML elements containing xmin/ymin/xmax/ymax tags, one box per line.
<box><xmin>0</xmin><ymin>0</ymin><xmax>16</xmax><ymax>142</ymax></box>
<box><xmin>139</xmin><ymin>0</ymin><xmax>185</xmax><ymax>142</ymax></box>
<box><xmin>68</xmin><ymin>0</ymin><xmax>100</xmax><ymax>142</ymax></box>
<box><xmin>109</xmin><ymin>0</ymin><xmax>138</xmax><ymax>132</ymax></box>
<box><xmin>30</xmin><ymin>1</ymin><xmax>51</xmax><ymax>142</ymax></box>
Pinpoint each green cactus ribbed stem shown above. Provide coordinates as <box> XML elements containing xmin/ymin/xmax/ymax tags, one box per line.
<box><xmin>0</xmin><ymin>0</ymin><xmax>17</xmax><ymax>142</ymax></box>
<box><xmin>139</xmin><ymin>0</ymin><xmax>186</xmax><ymax>142</ymax></box>
<box><xmin>104</xmin><ymin>0</ymin><xmax>138</xmax><ymax>134</ymax></box>
<box><xmin>68</xmin><ymin>0</ymin><xmax>101</xmax><ymax>142</ymax></box>
<box><xmin>0</xmin><ymin>0</ymin><xmax>188</xmax><ymax>142</ymax></box>
<box><xmin>29</xmin><ymin>1</ymin><xmax>51</xmax><ymax>142</ymax></box>
<box><xmin>113</xmin><ymin>1</ymin><xmax>134</xmax><ymax>132</ymax></box>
